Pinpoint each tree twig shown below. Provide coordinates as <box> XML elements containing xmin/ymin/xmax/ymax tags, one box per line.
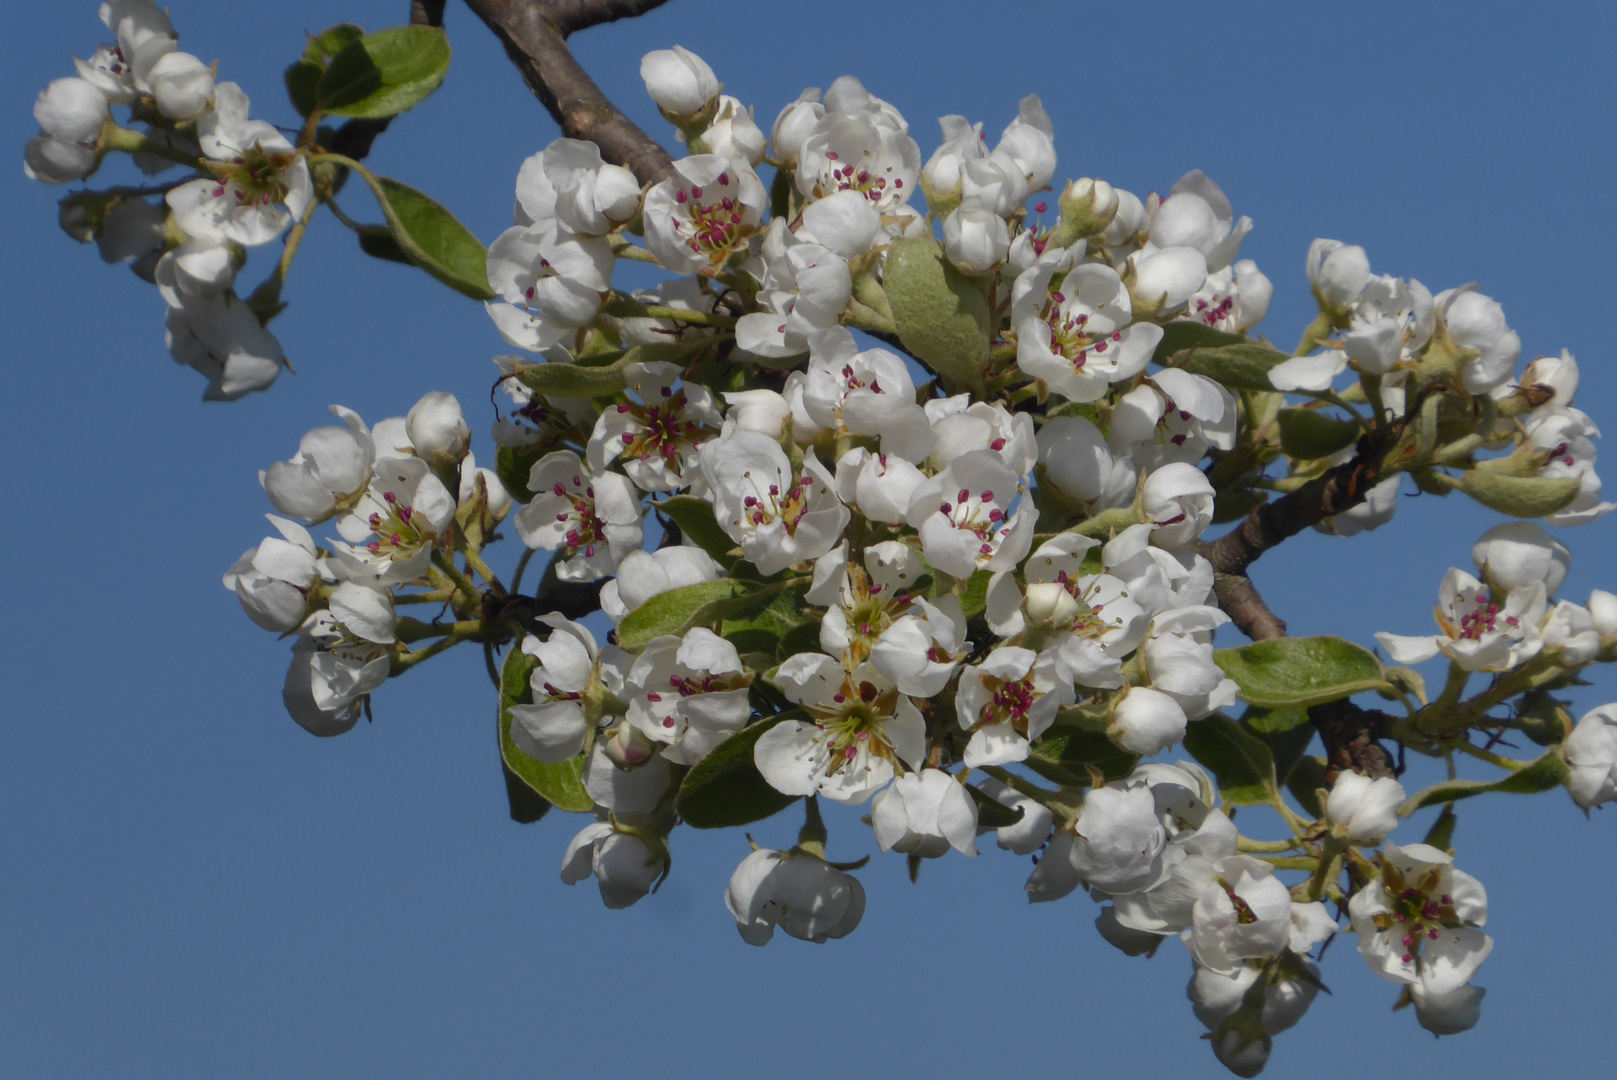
<box><xmin>461</xmin><ymin>0</ymin><xmax>676</xmax><ymax>186</ymax></box>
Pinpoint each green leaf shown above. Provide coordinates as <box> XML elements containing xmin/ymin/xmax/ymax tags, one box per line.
<box><xmin>285</xmin><ymin>24</ymin><xmax>365</xmax><ymax>117</ymax></box>
<box><xmin>1025</xmin><ymin>728</ymin><xmax>1138</xmax><ymax>787</ymax></box>
<box><xmin>1249</xmin><ymin>710</ymin><xmax>1316</xmax><ymax>789</ymax></box>
<box><xmin>616</xmin><ymin>578</ymin><xmax>750</xmax><ymax>652</ymax></box>
<box><xmin>957</xmin><ymin>569</ymin><xmax>992</xmax><ymax>619</ymax></box>
<box><xmin>1399</xmin><ymin>749</ymin><xmax>1570</xmax><ymax>814</ymax></box>
<box><xmin>883</xmin><ymin>237</ymin><xmax>993</xmax><ymax>390</ymax></box>
<box><xmin>316</xmin><ymin>25</ymin><xmax>451</xmax><ymax>119</ymax></box>
<box><xmin>498</xmin><ymin>646</ymin><xmax>592</xmax><ymax>814</ymax></box>
<box><xmin>1167</xmin><ymin>341</ymin><xmax>1291</xmax><ymax>392</ymax></box>
<box><xmin>362</xmin><ymin>175</ymin><xmax>492</xmax><ymax>299</ymax></box>
<box><xmin>716</xmin><ymin>583</ymin><xmax>817</xmax><ymax>658</ymax></box>
<box><xmin>1287</xmin><ymin>756</ymin><xmax>1329</xmax><ymax>818</ymax></box>
<box><xmin>656</xmin><ymin>494</ymin><xmax>739</xmax><ymax>567</ymax></box>
<box><xmin>1277</xmin><ymin>407</ymin><xmax>1361</xmax><ymax>461</ymax></box>
<box><xmin>502</xmin><ymin>760</ymin><xmax>552</xmax><ymax>824</ymax></box>
<box><xmin>1454</xmin><ymin>469</ymin><xmax>1582</xmax><ymax>519</ymax></box>
<box><xmin>1214</xmin><ymin>636</ymin><xmax>1387</xmax><ymax>710</ymax></box>
<box><xmin>1242</xmin><ymin>704</ymin><xmax>1311</xmax><ymax>735</ymax></box>
<box><xmin>1152</xmin><ymin>322</ymin><xmax>1249</xmax><ymax>363</ymax></box>
<box><xmin>675</xmin><ymin>716</ymin><xmax>800</xmax><ymax>828</ymax></box>
<box><xmin>494</xmin><ymin>442</ymin><xmax>546</xmax><ymax>503</ymax></box>
<box><xmin>1422</xmin><ymin>804</ymin><xmax>1457</xmax><ymax>850</ymax></box>
<box><xmin>513</xmin><ymin>357</ymin><xmax>633</xmax><ymax>399</ymax></box>
<box><xmin>966</xmin><ymin>783</ymin><xmax>1025</xmax><ymax>829</ymax></box>
<box><xmin>1182</xmin><ymin>714</ymin><xmax>1277</xmax><ymax>806</ymax></box>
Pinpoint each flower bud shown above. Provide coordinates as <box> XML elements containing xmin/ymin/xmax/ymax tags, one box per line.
<box><xmin>1589</xmin><ymin>589</ymin><xmax>1617</xmax><ymax>638</ymax></box>
<box><xmin>1306</xmin><ymin>238</ymin><xmax>1370</xmax><ymax>311</ymax></box>
<box><xmin>34</xmin><ymin>77</ymin><xmax>108</xmax><ymax>144</ymax></box>
<box><xmin>406</xmin><ymin>391</ymin><xmax>469</xmax><ymax>469</ymax></box>
<box><xmin>1324</xmin><ymin>770</ymin><xmax>1404</xmax><ymax>843</ymax></box>
<box><xmin>1109</xmin><ymin>686</ymin><xmax>1188</xmax><ymax>756</ymax></box>
<box><xmin>1515</xmin><ymin>349</ymin><xmax>1579</xmax><ymax>408</ymax></box>
<box><xmin>702</xmin><ymin>96</ymin><xmax>766</xmax><ymax>166</ymax></box>
<box><xmin>722</xmin><ymin>389</ymin><xmax>791</xmax><ymax>439</ymax></box>
<box><xmin>1025</xmin><ymin>581</ymin><xmax>1080</xmax><ymax>626</ymax></box>
<box><xmin>1564</xmin><ymin>704</ymin><xmax>1617</xmax><ymax>809</ymax></box>
<box><xmin>1541</xmin><ymin>600</ymin><xmax>1599</xmax><ymax>666</ymax></box>
<box><xmin>1411</xmin><ymin>983</ymin><xmax>1486</xmax><ymax>1036</ymax></box>
<box><xmin>640</xmin><ymin>45</ymin><xmax>719</xmax><ymax>120</ymax></box>
<box><xmin>1057</xmin><ymin>177</ymin><xmax>1119</xmax><ymax>240</ymax></box>
<box><xmin>24</xmin><ymin>135</ymin><xmax>98</xmax><ymax>184</ymax></box>
<box><xmin>871</xmin><ymin>769</ymin><xmax>978</xmax><ymax>858</ymax></box>
<box><xmin>1128</xmin><ymin>246</ymin><xmax>1207</xmax><ymax>316</ymax></box>
<box><xmin>770</xmin><ymin>88</ymin><xmax>823</xmax><ymax>167</ymax></box>
<box><xmin>1142</xmin><ymin>462</ymin><xmax>1215</xmax><ymax>548</ymax></box>
<box><xmin>942</xmin><ymin>207</ymin><xmax>1009</xmax><ymax>272</ymax></box>
<box><xmin>1471</xmin><ymin>521</ymin><xmax>1570</xmax><ymax>595</ymax></box>
<box><xmin>148</xmin><ymin>51</ymin><xmax>213</xmax><ymax>120</ymax></box>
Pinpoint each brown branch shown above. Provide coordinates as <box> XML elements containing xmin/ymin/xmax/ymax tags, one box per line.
<box><xmin>1194</xmin><ymin>427</ymin><xmax>1404</xmax><ymax>780</ymax></box>
<box><xmin>461</xmin><ymin>0</ymin><xmax>676</xmax><ymax>186</ymax></box>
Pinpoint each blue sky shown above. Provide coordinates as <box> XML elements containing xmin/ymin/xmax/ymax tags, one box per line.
<box><xmin>5</xmin><ymin>2</ymin><xmax>1617</xmax><ymax>1077</ymax></box>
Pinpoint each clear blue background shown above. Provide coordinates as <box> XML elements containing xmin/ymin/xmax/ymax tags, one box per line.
<box><xmin>5</xmin><ymin>2</ymin><xmax>1615</xmax><ymax>1076</ymax></box>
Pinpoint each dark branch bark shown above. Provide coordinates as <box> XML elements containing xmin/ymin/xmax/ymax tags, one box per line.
<box><xmin>1194</xmin><ymin>427</ymin><xmax>1403</xmax><ymax>780</ymax></box>
<box><xmin>411</xmin><ymin>0</ymin><xmax>448</xmax><ymax>25</ymax></box>
<box><xmin>461</xmin><ymin>0</ymin><xmax>676</xmax><ymax>186</ymax></box>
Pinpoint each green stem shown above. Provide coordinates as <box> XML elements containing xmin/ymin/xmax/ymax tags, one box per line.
<box><xmin>1238</xmin><ymin>836</ymin><xmax>1306</xmax><ymax>853</ymax></box>
<box><xmin>509</xmin><ymin>547</ymin><xmax>538</xmax><ymax>595</ymax></box>
<box><xmin>395</xmin><ymin>617</ymin><xmax>485</xmax><ymax>644</ymax></box>
<box><xmin>431</xmin><ymin>549</ymin><xmax>483</xmax><ymax>614</ymax></box>
<box><xmin>1293</xmin><ymin>310</ymin><xmax>1334</xmax><ymax>356</ymax></box>
<box><xmin>391</xmin><ymin>625</ymin><xmax>484</xmax><ymax>673</ymax></box>
<box><xmin>1304</xmin><ymin>835</ymin><xmax>1346</xmax><ymax>901</ymax></box>
<box><xmin>461</xmin><ymin>544</ymin><xmax>506</xmax><ymax>597</ymax></box>
<box><xmin>1448</xmin><ymin>739</ymin><xmax>1529</xmax><ymax>772</ymax></box>
<box><xmin>602</xmin><ymin>296</ymin><xmax>738</xmax><ymax>328</ymax></box>
<box><xmin>100</xmin><ymin>124</ymin><xmax>202</xmax><ymax>168</ymax></box>
<box><xmin>246</xmin><ymin>196</ymin><xmax>320</xmax><ymax>319</ymax></box>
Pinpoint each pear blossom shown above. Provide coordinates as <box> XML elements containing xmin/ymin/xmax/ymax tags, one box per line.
<box><xmin>1348</xmin><ymin>842</ymin><xmax>1491</xmax><ymax>996</ymax></box>
<box><xmin>1508</xmin><ymin>348</ymin><xmax>1579</xmax><ymax>408</ymax></box>
<box><xmin>1015</xmin><ymin>260</ymin><xmax>1162</xmax><ymax>402</ymax></box>
<box><xmin>1471</xmin><ymin>521</ymin><xmax>1569</xmax><ymax>595</ymax></box>
<box><xmin>769</xmin><ymin>88</ymin><xmax>823</xmax><ymax>167</ymax></box>
<box><xmin>644</xmin><ymin>155</ymin><xmax>767</xmax><ymax>273</ymax></box>
<box><xmin>726</xmin><ymin>847</ymin><xmax>865</xmax><ymax>945</ymax></box>
<box><xmin>330</xmin><ymin>457</ymin><xmax>456</xmax><ymax>585</ymax></box>
<box><xmin>283</xmin><ymin>610</ymin><xmax>391</xmax><ymax>736</ymax></box>
<box><xmin>262</xmin><ymin>406</ymin><xmax>374</xmax><ymax>523</ymax></box>
<box><xmin>923</xmin><ymin>395</ymin><xmax>1037</xmax><ymax>476</ymax></box>
<box><xmin>871</xmin><ymin>769</ymin><xmax>978</xmax><ymax>857</ymax></box>
<box><xmin>624</xmin><ymin>629</ymin><xmax>752</xmax><ymax>765</ymax></box>
<box><xmin>1109</xmin><ymin>685</ymin><xmax>1189</xmax><ymax>756</ymax></box>
<box><xmin>147</xmin><ymin>51</ymin><xmax>213</xmax><ymax>120</ymax></box>
<box><xmin>955</xmin><ymin>646</ymin><xmax>1072</xmax><ymax>766</ymax></box>
<box><xmin>1036</xmin><ymin>415</ymin><xmax>1134</xmax><ymax>507</ymax></box>
<box><xmin>1180</xmin><ymin>259</ymin><xmax>1272</xmax><ymax>334</ymax></box>
<box><xmin>974</xmin><ymin>776</ymin><xmax>1053</xmax><ymax>856</ymax></box>
<box><xmin>1128</xmin><ymin>245</ymin><xmax>1208</xmax><ymax>316</ymax></box>
<box><xmin>869</xmin><ymin>596</ymin><xmax>970</xmax><ymax>697</ymax></box>
<box><xmin>223</xmin><ymin>515</ymin><xmax>321</xmax><ymax>633</ymax></box>
<box><xmin>808</xmin><ymin>541</ymin><xmax>925</xmax><ymax>662</ymax></box>
<box><xmin>166</xmin><ymin>84</ymin><xmax>313</xmax><ymax>247</ymax></box>
<box><xmin>796</xmin><ymin>96</ymin><xmax>920</xmax><ymax>214</ymax></box>
<box><xmin>1184</xmin><ymin>855</ymin><xmax>1295</xmax><ymax>971</ymax></box>
<box><xmin>1068</xmin><ymin>780</ymin><xmax>1171</xmax><ymax>895</ymax></box>
<box><xmin>1411</xmin><ymin>983</ymin><xmax>1486</xmax><ymax>1036</ymax></box>
<box><xmin>1375</xmin><ymin>568</ymin><xmax>1545</xmax><ymax>672</ymax></box>
<box><xmin>560</xmin><ymin>821</ymin><xmax>665</xmax><ymax>909</ymax></box>
<box><xmin>1564</xmin><ymin>704</ymin><xmax>1617</xmax><ymax>809</ymax></box>
<box><xmin>801</xmin><ymin>328</ymin><xmax>934</xmax><ymax>460</ymax></box>
<box><xmin>699</xmin><ymin>429</ymin><xmax>848</xmax><ymax>576</ymax></box>
<box><xmin>753</xmin><ymin>652</ymin><xmax>925</xmax><ymax>805</ymax></box>
<box><xmin>834</xmin><ymin>447</ymin><xmax>928</xmax><ymax>524</ymax></box>
<box><xmin>701</xmin><ymin>95</ymin><xmax>767</xmax><ymax>166</ymax></box>
<box><xmin>507</xmin><ymin>616</ymin><xmax>613</xmax><ymax>763</ymax></box>
<box><xmin>1142</xmin><ymin>462</ymin><xmax>1216</xmax><ymax>548</ymax></box>
<box><xmin>1435</xmin><ymin>284</ymin><xmax>1521</xmax><ymax>396</ymax></box>
<box><xmin>1342</xmin><ymin>274</ymin><xmax>1435</xmax><ymax>374</ymax></box>
<box><xmin>1541</xmin><ymin>600</ymin><xmax>1601</xmax><ymax>667</ymax></box>
<box><xmin>640</xmin><ymin>45</ymin><xmax>719</xmax><ymax>118</ymax></box>
<box><xmin>1325</xmin><ymin>771</ymin><xmax>1405</xmax><ymax>844</ymax></box>
<box><xmin>1307</xmin><ymin>239</ymin><xmax>1370</xmax><ymax>311</ymax></box>
<box><xmin>164</xmin><ymin>290</ymin><xmax>286</xmax><ymax>400</ymax></box>
<box><xmin>485</xmin><ymin>224</ymin><xmax>614</xmax><ymax>351</ymax></box>
<box><xmin>1149</xmin><ymin>171</ymin><xmax>1251</xmax><ymax>272</ymax></box>
<box><xmin>542</xmin><ymin>138</ymin><xmax>641</xmax><ymax>237</ymax></box>
<box><xmin>588</xmin><ymin>361</ymin><xmax>721</xmax><ymax>492</ymax></box>
<box><xmin>24</xmin><ymin>77</ymin><xmax>108</xmax><ymax>184</ymax></box>
<box><xmin>1526</xmin><ymin>405</ymin><xmax>1615</xmax><ymax>525</ymax></box>
<box><xmin>904</xmin><ymin>450</ymin><xmax>1035</xmax><ymax>579</ymax></box>
<box><xmin>512</xmin><ymin>451</ymin><xmax>644</xmax><ymax>581</ymax></box>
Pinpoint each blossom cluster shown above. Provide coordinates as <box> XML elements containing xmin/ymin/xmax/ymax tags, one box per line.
<box><xmin>26</xmin><ymin>1</ymin><xmax>309</xmax><ymax>399</ymax></box>
<box><xmin>28</xmin><ymin>9</ymin><xmax>1617</xmax><ymax>1074</ymax></box>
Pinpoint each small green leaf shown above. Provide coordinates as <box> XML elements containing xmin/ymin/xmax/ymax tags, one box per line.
<box><xmin>513</xmin><ymin>356</ymin><xmax>633</xmax><ymax>398</ymax></box>
<box><xmin>1241</xmin><ymin>704</ymin><xmax>1311</xmax><ymax>735</ymax></box>
<box><xmin>1025</xmin><ymin>728</ymin><xmax>1138</xmax><ymax>787</ymax></box>
<box><xmin>317</xmin><ymin>25</ymin><xmax>451</xmax><ymax>119</ymax></box>
<box><xmin>1422</xmin><ymin>804</ymin><xmax>1457</xmax><ymax>850</ymax></box>
<box><xmin>1214</xmin><ymin>636</ymin><xmax>1387</xmax><ymax>710</ymax></box>
<box><xmin>1152</xmin><ymin>322</ymin><xmax>1250</xmax><ymax>363</ymax></box>
<box><xmin>502</xmin><ymin>760</ymin><xmax>552</xmax><ymax>824</ymax></box>
<box><xmin>716</xmin><ymin>583</ymin><xmax>816</xmax><ymax>654</ymax></box>
<box><xmin>966</xmin><ymin>784</ymin><xmax>1025</xmax><ymax>829</ymax></box>
<box><xmin>1249</xmin><ymin>711</ymin><xmax>1316</xmax><ymax>790</ymax></box>
<box><xmin>616</xmin><ymin>578</ymin><xmax>750</xmax><ymax>652</ymax></box>
<box><xmin>1287</xmin><ymin>756</ymin><xmax>1329</xmax><ymax>817</ymax></box>
<box><xmin>657</xmin><ymin>494</ymin><xmax>739</xmax><ymax>567</ymax></box>
<box><xmin>498</xmin><ymin>646</ymin><xmax>592</xmax><ymax>814</ymax></box>
<box><xmin>1167</xmin><ymin>341</ymin><xmax>1291</xmax><ymax>392</ymax></box>
<box><xmin>675</xmin><ymin>716</ymin><xmax>800</xmax><ymax>828</ymax></box>
<box><xmin>883</xmin><ymin>236</ymin><xmax>993</xmax><ymax>391</ymax></box>
<box><xmin>494</xmin><ymin>443</ymin><xmax>546</xmax><ymax>503</ymax></box>
<box><xmin>1182</xmin><ymin>714</ymin><xmax>1277</xmax><ymax>806</ymax></box>
<box><xmin>285</xmin><ymin>24</ymin><xmax>366</xmax><ymax>117</ymax></box>
<box><xmin>1399</xmin><ymin>749</ymin><xmax>1570</xmax><ymax>814</ymax></box>
<box><xmin>1454</xmin><ymin>469</ymin><xmax>1582</xmax><ymax>519</ymax></box>
<box><xmin>957</xmin><ymin>569</ymin><xmax>992</xmax><ymax>619</ymax></box>
<box><xmin>362</xmin><ymin>175</ymin><xmax>492</xmax><ymax>299</ymax></box>
<box><xmin>1277</xmin><ymin>407</ymin><xmax>1361</xmax><ymax>461</ymax></box>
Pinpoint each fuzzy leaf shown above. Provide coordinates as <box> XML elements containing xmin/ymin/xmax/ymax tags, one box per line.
<box><xmin>1214</xmin><ymin>636</ymin><xmax>1387</xmax><ymax>709</ymax></box>
<box><xmin>1025</xmin><ymin>728</ymin><xmax>1138</xmax><ymax>787</ymax></box>
<box><xmin>1399</xmin><ymin>749</ymin><xmax>1570</xmax><ymax>814</ymax></box>
<box><xmin>1277</xmin><ymin>407</ymin><xmax>1361</xmax><ymax>461</ymax></box>
<box><xmin>498</xmin><ymin>646</ymin><xmax>592</xmax><ymax>814</ymax></box>
<box><xmin>1455</xmin><ymin>470</ymin><xmax>1582</xmax><ymax>518</ymax></box>
<box><xmin>675</xmin><ymin>716</ymin><xmax>800</xmax><ymax>828</ymax></box>
<box><xmin>1182</xmin><ymin>714</ymin><xmax>1276</xmax><ymax>806</ymax></box>
<box><xmin>316</xmin><ymin>25</ymin><xmax>451</xmax><ymax>119</ymax></box>
<box><xmin>1168</xmin><ymin>341</ymin><xmax>1291</xmax><ymax>392</ymax></box>
<box><xmin>656</xmin><ymin>494</ymin><xmax>739</xmax><ymax>567</ymax></box>
<box><xmin>616</xmin><ymin>579</ymin><xmax>750</xmax><ymax>652</ymax></box>
<box><xmin>1152</xmin><ymin>322</ymin><xmax>1249</xmax><ymax>363</ymax></box>
<box><xmin>883</xmin><ymin>237</ymin><xmax>992</xmax><ymax>391</ymax></box>
<box><xmin>966</xmin><ymin>784</ymin><xmax>1025</xmax><ymax>829</ymax></box>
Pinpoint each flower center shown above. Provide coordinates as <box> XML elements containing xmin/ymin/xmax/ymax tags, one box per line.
<box><xmin>211</xmin><ymin>143</ymin><xmax>296</xmax><ymax>208</ymax></box>
<box><xmin>671</xmin><ymin>171</ymin><xmax>754</xmax><ymax>265</ymax></box>
<box><xmin>364</xmin><ymin>490</ymin><xmax>435</xmax><ymax>562</ymax></box>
